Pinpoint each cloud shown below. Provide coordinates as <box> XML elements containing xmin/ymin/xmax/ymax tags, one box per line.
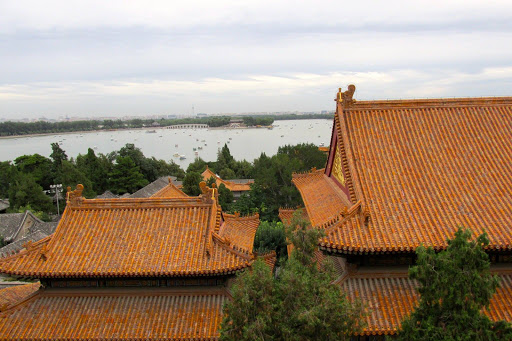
<box><xmin>1</xmin><ymin>1</ymin><xmax>511</xmax><ymax>118</ymax></box>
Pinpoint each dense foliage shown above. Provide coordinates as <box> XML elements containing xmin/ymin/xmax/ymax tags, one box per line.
<box><xmin>253</xmin><ymin>221</ymin><xmax>287</xmax><ymax>261</ymax></box>
<box><xmin>220</xmin><ymin>211</ymin><xmax>363</xmax><ymax>340</ymax></box>
<box><xmin>397</xmin><ymin>228</ymin><xmax>512</xmax><ymax>340</ymax></box>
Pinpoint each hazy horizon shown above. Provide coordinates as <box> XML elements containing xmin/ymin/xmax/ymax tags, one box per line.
<box><xmin>2</xmin><ymin>0</ymin><xmax>512</xmax><ymax>120</ymax></box>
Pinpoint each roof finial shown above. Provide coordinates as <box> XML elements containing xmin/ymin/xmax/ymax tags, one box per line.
<box><xmin>337</xmin><ymin>85</ymin><xmax>356</xmax><ymax>108</ymax></box>
<box><xmin>66</xmin><ymin>184</ymin><xmax>84</xmax><ymax>206</ymax></box>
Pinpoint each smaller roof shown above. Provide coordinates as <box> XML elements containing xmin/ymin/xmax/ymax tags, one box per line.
<box><xmin>95</xmin><ymin>190</ymin><xmax>118</xmax><ymax>199</ymax></box>
<box><xmin>0</xmin><ymin>199</ymin><xmax>9</xmax><ymax>212</ymax></box>
<box><xmin>0</xmin><ymin>282</ymin><xmax>40</xmax><ymax>311</ymax></box>
<box><xmin>0</xmin><ymin>184</ymin><xmax>259</xmax><ymax>278</ymax></box>
<box><xmin>0</xmin><ymin>211</ymin><xmax>43</xmax><ymax>243</ymax></box>
<box><xmin>129</xmin><ymin>176</ymin><xmax>177</xmax><ymax>198</ymax></box>
<box><xmin>151</xmin><ymin>178</ymin><xmax>188</xmax><ymax>198</ymax></box>
<box><xmin>0</xmin><ymin>230</ymin><xmax>49</xmax><ymax>258</ymax></box>
<box><xmin>202</xmin><ymin>167</ymin><xmax>253</xmax><ymax>192</ymax></box>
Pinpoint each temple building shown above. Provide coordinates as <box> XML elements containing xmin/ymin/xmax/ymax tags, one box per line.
<box><xmin>0</xmin><ymin>182</ymin><xmax>269</xmax><ymax>340</ymax></box>
<box><xmin>201</xmin><ymin>166</ymin><xmax>253</xmax><ymax>199</ymax></box>
<box><xmin>282</xmin><ymin>85</ymin><xmax>512</xmax><ymax>338</ymax></box>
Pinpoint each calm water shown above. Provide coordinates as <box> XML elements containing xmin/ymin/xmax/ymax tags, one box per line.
<box><xmin>0</xmin><ymin>119</ymin><xmax>333</xmax><ymax>169</ymax></box>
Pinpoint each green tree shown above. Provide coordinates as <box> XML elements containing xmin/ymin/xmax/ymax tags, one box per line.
<box><xmin>218</xmin><ymin>183</ymin><xmax>234</xmax><ymax>211</ymax></box>
<box><xmin>60</xmin><ymin>160</ymin><xmax>96</xmax><ymax>198</ymax></box>
<box><xmin>50</xmin><ymin>142</ymin><xmax>68</xmax><ymax>176</ymax></box>
<box><xmin>220</xmin><ymin>211</ymin><xmax>363</xmax><ymax>340</ymax></box>
<box><xmin>8</xmin><ymin>171</ymin><xmax>53</xmax><ymax>213</ymax></box>
<box><xmin>182</xmin><ymin>171</ymin><xmax>203</xmax><ymax>196</ymax></box>
<box><xmin>108</xmin><ymin>156</ymin><xmax>148</xmax><ymax>195</ymax></box>
<box><xmin>253</xmin><ymin>221</ymin><xmax>287</xmax><ymax>261</ymax></box>
<box><xmin>397</xmin><ymin>228</ymin><xmax>512</xmax><ymax>341</ymax></box>
<box><xmin>14</xmin><ymin>154</ymin><xmax>54</xmax><ymax>190</ymax></box>
<box><xmin>0</xmin><ymin>161</ymin><xmax>16</xmax><ymax>198</ymax></box>
<box><xmin>206</xmin><ymin>176</ymin><xmax>217</xmax><ymax>187</ymax></box>
<box><xmin>186</xmin><ymin>157</ymin><xmax>208</xmax><ymax>174</ymax></box>
<box><xmin>76</xmin><ymin>148</ymin><xmax>111</xmax><ymax>194</ymax></box>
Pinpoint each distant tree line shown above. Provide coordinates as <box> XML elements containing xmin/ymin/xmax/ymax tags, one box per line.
<box><xmin>0</xmin><ymin>113</ymin><xmax>333</xmax><ymax>137</ymax></box>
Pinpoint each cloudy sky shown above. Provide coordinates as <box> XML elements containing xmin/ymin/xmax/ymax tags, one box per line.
<box><xmin>1</xmin><ymin>0</ymin><xmax>512</xmax><ymax>119</ymax></box>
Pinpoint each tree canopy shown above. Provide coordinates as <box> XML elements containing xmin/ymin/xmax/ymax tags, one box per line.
<box><xmin>397</xmin><ymin>228</ymin><xmax>512</xmax><ymax>341</ymax></box>
<box><xmin>220</xmin><ymin>211</ymin><xmax>363</xmax><ymax>340</ymax></box>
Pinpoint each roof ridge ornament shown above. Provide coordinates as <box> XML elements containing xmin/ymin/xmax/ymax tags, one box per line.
<box><xmin>66</xmin><ymin>184</ymin><xmax>84</xmax><ymax>206</ymax></box>
<box><xmin>336</xmin><ymin>85</ymin><xmax>356</xmax><ymax>109</ymax></box>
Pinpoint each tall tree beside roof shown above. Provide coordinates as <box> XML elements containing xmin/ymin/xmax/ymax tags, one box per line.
<box><xmin>182</xmin><ymin>171</ymin><xmax>203</xmax><ymax>196</ymax></box>
<box><xmin>0</xmin><ymin>161</ymin><xmax>16</xmax><ymax>198</ymax></box>
<box><xmin>397</xmin><ymin>228</ymin><xmax>512</xmax><ymax>340</ymax></box>
<box><xmin>217</xmin><ymin>183</ymin><xmax>233</xmax><ymax>211</ymax></box>
<box><xmin>108</xmin><ymin>156</ymin><xmax>148</xmax><ymax>195</ymax></box>
<box><xmin>75</xmin><ymin>148</ymin><xmax>111</xmax><ymax>195</ymax></box>
<box><xmin>186</xmin><ymin>157</ymin><xmax>208</xmax><ymax>174</ymax></box>
<box><xmin>8</xmin><ymin>171</ymin><xmax>54</xmax><ymax>213</ymax></box>
<box><xmin>220</xmin><ymin>211</ymin><xmax>363</xmax><ymax>340</ymax></box>
<box><xmin>50</xmin><ymin>142</ymin><xmax>68</xmax><ymax>175</ymax></box>
<box><xmin>14</xmin><ymin>154</ymin><xmax>54</xmax><ymax>190</ymax></box>
<box><xmin>60</xmin><ymin>161</ymin><xmax>96</xmax><ymax>198</ymax></box>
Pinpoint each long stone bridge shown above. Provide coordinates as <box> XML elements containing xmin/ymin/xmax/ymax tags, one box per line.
<box><xmin>166</xmin><ymin>124</ymin><xmax>208</xmax><ymax>129</ymax></box>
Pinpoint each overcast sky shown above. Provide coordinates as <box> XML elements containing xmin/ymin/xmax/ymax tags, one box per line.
<box><xmin>1</xmin><ymin>0</ymin><xmax>512</xmax><ymax>119</ymax></box>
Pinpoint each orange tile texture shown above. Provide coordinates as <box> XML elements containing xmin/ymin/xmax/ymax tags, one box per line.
<box><xmin>0</xmin><ymin>283</ymin><xmax>40</xmax><ymax>310</ymax></box>
<box><xmin>0</xmin><ymin>197</ymin><xmax>254</xmax><ymax>278</ymax></box>
<box><xmin>0</xmin><ymin>287</ymin><xmax>227</xmax><ymax>340</ymax></box>
<box><xmin>219</xmin><ymin>214</ymin><xmax>259</xmax><ymax>254</ymax></box>
<box><xmin>300</xmin><ymin>97</ymin><xmax>512</xmax><ymax>253</ymax></box>
<box><xmin>201</xmin><ymin>168</ymin><xmax>252</xmax><ymax>192</ymax></box>
<box><xmin>342</xmin><ymin>273</ymin><xmax>512</xmax><ymax>335</ymax></box>
<box><xmin>150</xmin><ymin>181</ymin><xmax>188</xmax><ymax>198</ymax></box>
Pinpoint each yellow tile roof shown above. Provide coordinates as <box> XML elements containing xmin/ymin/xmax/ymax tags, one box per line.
<box><xmin>342</xmin><ymin>271</ymin><xmax>512</xmax><ymax>335</ymax></box>
<box><xmin>0</xmin><ymin>186</ymin><xmax>258</xmax><ymax>278</ymax></box>
<box><xmin>201</xmin><ymin>167</ymin><xmax>252</xmax><ymax>192</ymax></box>
<box><xmin>295</xmin><ymin>89</ymin><xmax>512</xmax><ymax>253</ymax></box>
<box><xmin>150</xmin><ymin>178</ymin><xmax>188</xmax><ymax>198</ymax></box>
<box><xmin>0</xmin><ymin>286</ymin><xmax>228</xmax><ymax>340</ymax></box>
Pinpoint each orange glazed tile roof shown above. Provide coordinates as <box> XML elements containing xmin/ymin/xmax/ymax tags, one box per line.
<box><xmin>218</xmin><ymin>213</ymin><xmax>259</xmax><ymax>254</ymax></box>
<box><xmin>0</xmin><ymin>186</ymin><xmax>257</xmax><ymax>278</ymax></box>
<box><xmin>295</xmin><ymin>88</ymin><xmax>512</xmax><ymax>253</ymax></box>
<box><xmin>0</xmin><ymin>286</ymin><xmax>228</xmax><ymax>340</ymax></box>
<box><xmin>201</xmin><ymin>167</ymin><xmax>253</xmax><ymax>192</ymax></box>
<box><xmin>0</xmin><ymin>283</ymin><xmax>40</xmax><ymax>310</ymax></box>
<box><xmin>150</xmin><ymin>178</ymin><xmax>188</xmax><ymax>198</ymax></box>
<box><xmin>342</xmin><ymin>270</ymin><xmax>512</xmax><ymax>335</ymax></box>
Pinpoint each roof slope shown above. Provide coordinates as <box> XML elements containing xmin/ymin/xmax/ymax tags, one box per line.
<box><xmin>0</xmin><ymin>286</ymin><xmax>228</xmax><ymax>340</ymax></box>
<box><xmin>218</xmin><ymin>213</ymin><xmax>259</xmax><ymax>254</ymax></box>
<box><xmin>202</xmin><ymin>167</ymin><xmax>253</xmax><ymax>192</ymax></box>
<box><xmin>0</xmin><ymin>282</ymin><xmax>40</xmax><ymax>310</ymax></box>
<box><xmin>0</xmin><ymin>186</ymin><xmax>255</xmax><ymax>278</ymax></box>
<box><xmin>297</xmin><ymin>89</ymin><xmax>512</xmax><ymax>253</ymax></box>
<box><xmin>342</xmin><ymin>271</ymin><xmax>512</xmax><ymax>336</ymax></box>
<box><xmin>129</xmin><ymin>176</ymin><xmax>174</xmax><ymax>198</ymax></box>
<box><xmin>151</xmin><ymin>178</ymin><xmax>188</xmax><ymax>198</ymax></box>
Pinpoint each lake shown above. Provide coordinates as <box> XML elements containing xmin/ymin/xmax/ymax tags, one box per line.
<box><xmin>0</xmin><ymin>119</ymin><xmax>333</xmax><ymax>168</ymax></box>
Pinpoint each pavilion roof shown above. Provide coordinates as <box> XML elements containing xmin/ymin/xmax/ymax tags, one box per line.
<box><xmin>201</xmin><ymin>167</ymin><xmax>252</xmax><ymax>192</ymax></box>
<box><xmin>0</xmin><ymin>185</ymin><xmax>258</xmax><ymax>278</ymax></box>
<box><xmin>0</xmin><ymin>286</ymin><xmax>228</xmax><ymax>340</ymax></box>
<box><xmin>151</xmin><ymin>178</ymin><xmax>188</xmax><ymax>198</ymax></box>
<box><xmin>294</xmin><ymin>88</ymin><xmax>512</xmax><ymax>254</ymax></box>
<box><xmin>341</xmin><ymin>269</ymin><xmax>512</xmax><ymax>336</ymax></box>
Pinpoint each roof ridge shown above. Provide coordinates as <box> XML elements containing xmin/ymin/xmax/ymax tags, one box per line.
<box><xmin>349</xmin><ymin>96</ymin><xmax>512</xmax><ymax>110</ymax></box>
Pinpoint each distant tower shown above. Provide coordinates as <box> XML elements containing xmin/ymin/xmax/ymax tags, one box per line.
<box><xmin>192</xmin><ymin>106</ymin><xmax>195</xmax><ymax>116</ymax></box>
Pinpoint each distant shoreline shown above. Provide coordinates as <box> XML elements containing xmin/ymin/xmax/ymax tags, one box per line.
<box><xmin>0</xmin><ymin>124</ymin><xmax>285</xmax><ymax>140</ymax></box>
